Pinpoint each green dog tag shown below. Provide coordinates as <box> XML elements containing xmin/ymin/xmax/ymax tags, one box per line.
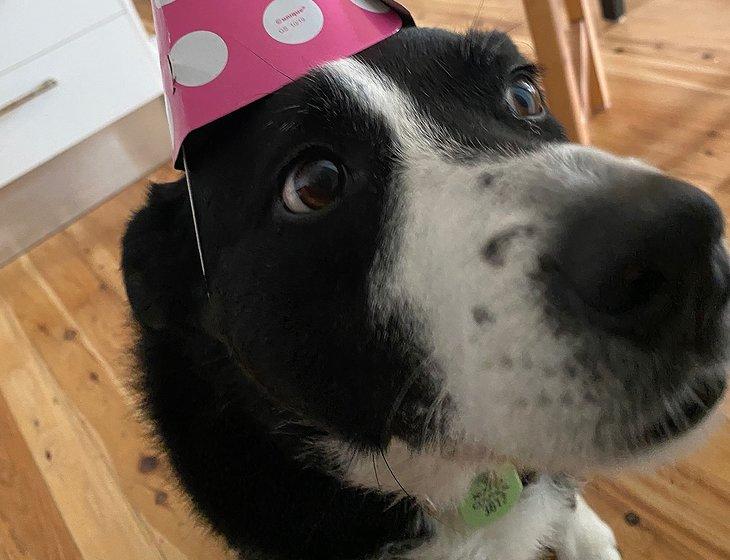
<box><xmin>458</xmin><ymin>464</ymin><xmax>524</xmax><ymax>527</ymax></box>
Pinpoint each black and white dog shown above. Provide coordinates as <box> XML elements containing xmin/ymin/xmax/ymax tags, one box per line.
<box><xmin>122</xmin><ymin>26</ymin><xmax>729</xmax><ymax>560</ymax></box>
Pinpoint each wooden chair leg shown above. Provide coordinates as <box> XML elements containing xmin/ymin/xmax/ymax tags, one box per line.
<box><xmin>523</xmin><ymin>0</ymin><xmax>589</xmax><ymax>144</ymax></box>
<box><xmin>565</xmin><ymin>0</ymin><xmax>611</xmax><ymax>114</ymax></box>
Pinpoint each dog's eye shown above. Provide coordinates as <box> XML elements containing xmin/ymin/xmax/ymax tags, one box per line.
<box><xmin>506</xmin><ymin>77</ymin><xmax>544</xmax><ymax>118</ymax></box>
<box><xmin>282</xmin><ymin>159</ymin><xmax>343</xmax><ymax>213</ymax></box>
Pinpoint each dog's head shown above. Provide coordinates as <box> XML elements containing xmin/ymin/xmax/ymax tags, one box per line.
<box><xmin>124</xmin><ymin>27</ymin><xmax>729</xmax><ymax>486</ymax></box>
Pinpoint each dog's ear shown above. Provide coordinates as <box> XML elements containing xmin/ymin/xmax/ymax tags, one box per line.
<box><xmin>122</xmin><ymin>180</ymin><xmax>204</xmax><ymax>331</ymax></box>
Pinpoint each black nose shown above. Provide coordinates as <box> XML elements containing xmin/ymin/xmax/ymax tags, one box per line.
<box><xmin>553</xmin><ymin>173</ymin><xmax>729</xmax><ymax>345</ymax></box>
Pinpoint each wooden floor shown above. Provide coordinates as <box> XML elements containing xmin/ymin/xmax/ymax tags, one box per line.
<box><xmin>1</xmin><ymin>1</ymin><xmax>729</xmax><ymax>559</ymax></box>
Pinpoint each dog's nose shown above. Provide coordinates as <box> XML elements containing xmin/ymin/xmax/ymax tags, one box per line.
<box><xmin>553</xmin><ymin>173</ymin><xmax>729</xmax><ymax>344</ymax></box>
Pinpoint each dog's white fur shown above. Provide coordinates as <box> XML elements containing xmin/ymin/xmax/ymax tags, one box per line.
<box><xmin>396</xmin><ymin>493</ymin><xmax>620</xmax><ymax>560</ymax></box>
<box><xmin>317</xmin><ymin>58</ymin><xmax>727</xmax><ymax>559</ymax></box>
<box><xmin>326</xmin><ymin>438</ymin><xmax>618</xmax><ymax>560</ymax></box>
<box><xmin>325</xmin><ymin>57</ymin><xmax>720</xmax><ymax>467</ymax></box>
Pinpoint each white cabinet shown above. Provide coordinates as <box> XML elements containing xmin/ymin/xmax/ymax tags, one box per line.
<box><xmin>0</xmin><ymin>15</ymin><xmax>162</xmax><ymax>186</ymax></box>
<box><xmin>0</xmin><ymin>0</ymin><xmax>169</xmax><ymax>266</ymax></box>
<box><xmin>0</xmin><ymin>0</ymin><xmax>124</xmax><ymax>72</ymax></box>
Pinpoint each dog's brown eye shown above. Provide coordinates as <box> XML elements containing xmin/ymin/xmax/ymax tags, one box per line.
<box><xmin>282</xmin><ymin>159</ymin><xmax>343</xmax><ymax>213</ymax></box>
<box><xmin>506</xmin><ymin>77</ymin><xmax>544</xmax><ymax>118</ymax></box>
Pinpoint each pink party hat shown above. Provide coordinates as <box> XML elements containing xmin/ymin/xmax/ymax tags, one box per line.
<box><xmin>151</xmin><ymin>0</ymin><xmax>413</xmax><ymax>167</ymax></box>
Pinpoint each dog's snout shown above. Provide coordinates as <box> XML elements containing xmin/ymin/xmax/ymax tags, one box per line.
<box><xmin>552</xmin><ymin>172</ymin><xmax>729</xmax><ymax>345</ymax></box>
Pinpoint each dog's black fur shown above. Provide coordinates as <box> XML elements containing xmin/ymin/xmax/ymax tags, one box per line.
<box><xmin>123</xmin><ymin>27</ymin><xmax>564</xmax><ymax>560</ymax></box>
<box><xmin>123</xmin><ymin>24</ymin><xmax>727</xmax><ymax>560</ymax></box>
<box><xmin>124</xmin><ymin>27</ymin><xmax>566</xmax><ymax>559</ymax></box>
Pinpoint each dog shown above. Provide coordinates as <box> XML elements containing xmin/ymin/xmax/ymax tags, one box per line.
<box><xmin>122</xmin><ymin>26</ymin><xmax>730</xmax><ymax>560</ymax></box>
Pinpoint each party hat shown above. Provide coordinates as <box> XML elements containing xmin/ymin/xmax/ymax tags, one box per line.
<box><xmin>151</xmin><ymin>0</ymin><xmax>413</xmax><ymax>166</ymax></box>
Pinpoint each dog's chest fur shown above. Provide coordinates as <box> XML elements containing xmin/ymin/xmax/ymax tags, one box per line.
<box><xmin>384</xmin><ymin>479</ymin><xmax>572</xmax><ymax>560</ymax></box>
<box><xmin>328</xmin><ymin>439</ymin><xmax>578</xmax><ymax>559</ymax></box>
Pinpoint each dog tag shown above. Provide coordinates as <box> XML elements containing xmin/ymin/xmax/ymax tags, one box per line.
<box><xmin>458</xmin><ymin>464</ymin><xmax>523</xmax><ymax>527</ymax></box>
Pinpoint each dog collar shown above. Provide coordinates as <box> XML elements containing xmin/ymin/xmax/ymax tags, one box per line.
<box><xmin>151</xmin><ymin>0</ymin><xmax>414</xmax><ymax>167</ymax></box>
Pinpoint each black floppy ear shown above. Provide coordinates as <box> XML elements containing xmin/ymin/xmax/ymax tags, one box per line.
<box><xmin>122</xmin><ymin>180</ymin><xmax>204</xmax><ymax>331</ymax></box>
